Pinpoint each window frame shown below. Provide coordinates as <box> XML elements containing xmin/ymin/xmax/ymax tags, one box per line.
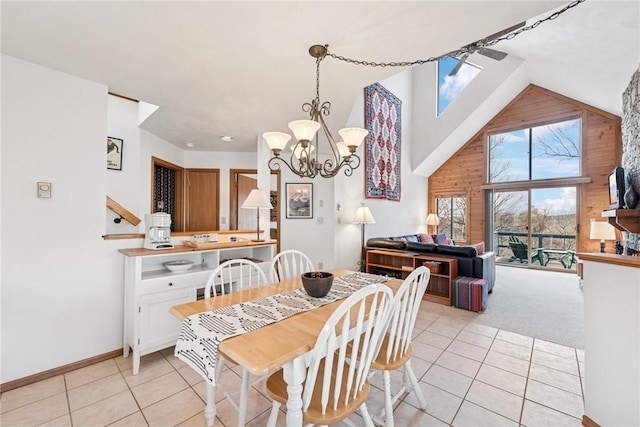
<box><xmin>434</xmin><ymin>193</ymin><xmax>468</xmax><ymax>244</ymax></box>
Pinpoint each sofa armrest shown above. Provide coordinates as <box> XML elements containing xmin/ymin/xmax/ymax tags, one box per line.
<box><xmin>477</xmin><ymin>251</ymin><xmax>496</xmax><ymax>292</ymax></box>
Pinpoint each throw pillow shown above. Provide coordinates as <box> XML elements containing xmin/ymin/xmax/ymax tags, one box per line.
<box><xmin>419</xmin><ymin>233</ymin><xmax>435</xmax><ymax>244</ymax></box>
<box><xmin>434</xmin><ymin>234</ymin><xmax>450</xmax><ymax>245</ymax></box>
<box><xmin>471</xmin><ymin>241</ymin><xmax>485</xmax><ymax>255</ymax></box>
<box><xmin>391</xmin><ymin>237</ymin><xmax>407</xmax><ymax>242</ymax></box>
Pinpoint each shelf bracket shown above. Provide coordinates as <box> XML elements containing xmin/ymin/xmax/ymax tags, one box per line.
<box><xmin>107</xmin><ymin>196</ymin><xmax>141</xmax><ymax>226</ymax></box>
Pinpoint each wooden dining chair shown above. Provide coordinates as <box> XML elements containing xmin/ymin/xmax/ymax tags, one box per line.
<box><xmin>368</xmin><ymin>266</ymin><xmax>431</xmax><ymax>427</ymax></box>
<box><xmin>269</xmin><ymin>249</ymin><xmax>314</xmax><ymax>282</ymax></box>
<box><xmin>204</xmin><ymin>259</ymin><xmax>268</xmax><ymax>427</ymax></box>
<box><xmin>265</xmin><ymin>284</ymin><xmax>394</xmax><ymax>427</ymax></box>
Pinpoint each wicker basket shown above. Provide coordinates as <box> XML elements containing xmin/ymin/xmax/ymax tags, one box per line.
<box><xmin>423</xmin><ymin>261</ymin><xmax>442</xmax><ymax>274</ymax></box>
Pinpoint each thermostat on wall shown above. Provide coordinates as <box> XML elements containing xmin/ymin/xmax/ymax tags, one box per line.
<box><xmin>37</xmin><ymin>182</ymin><xmax>51</xmax><ymax>198</ymax></box>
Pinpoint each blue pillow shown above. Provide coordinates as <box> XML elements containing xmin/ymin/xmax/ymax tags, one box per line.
<box><xmin>434</xmin><ymin>234</ymin><xmax>449</xmax><ymax>245</ymax></box>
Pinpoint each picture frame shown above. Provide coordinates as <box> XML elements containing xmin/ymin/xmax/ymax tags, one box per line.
<box><xmin>286</xmin><ymin>183</ymin><xmax>313</xmax><ymax>219</ymax></box>
<box><xmin>107</xmin><ymin>136</ymin><xmax>123</xmax><ymax>170</ymax></box>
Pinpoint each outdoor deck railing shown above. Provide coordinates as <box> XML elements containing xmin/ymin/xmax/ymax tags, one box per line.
<box><xmin>493</xmin><ymin>231</ymin><xmax>576</xmax><ymax>258</ymax></box>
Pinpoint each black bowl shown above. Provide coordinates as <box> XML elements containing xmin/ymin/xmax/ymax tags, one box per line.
<box><xmin>301</xmin><ymin>271</ymin><xmax>334</xmax><ymax>298</ymax></box>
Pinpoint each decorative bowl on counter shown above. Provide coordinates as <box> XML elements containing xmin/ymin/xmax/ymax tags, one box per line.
<box><xmin>164</xmin><ymin>260</ymin><xmax>194</xmax><ymax>273</ymax></box>
<box><xmin>301</xmin><ymin>271</ymin><xmax>334</xmax><ymax>298</ymax></box>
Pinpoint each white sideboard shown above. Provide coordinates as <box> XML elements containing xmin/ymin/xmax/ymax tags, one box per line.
<box><xmin>120</xmin><ymin>240</ymin><xmax>277</xmax><ymax>374</ymax></box>
<box><xmin>579</xmin><ymin>253</ymin><xmax>640</xmax><ymax>427</ymax></box>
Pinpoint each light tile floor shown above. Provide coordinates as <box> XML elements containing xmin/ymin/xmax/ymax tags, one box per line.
<box><xmin>1</xmin><ymin>301</ymin><xmax>585</xmax><ymax>426</ymax></box>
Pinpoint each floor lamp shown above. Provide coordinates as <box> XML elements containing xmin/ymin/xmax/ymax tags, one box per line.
<box><xmin>426</xmin><ymin>213</ymin><xmax>440</xmax><ymax>235</ymax></box>
<box><xmin>354</xmin><ymin>203</ymin><xmax>375</xmax><ymax>272</ymax></box>
<box><xmin>241</xmin><ymin>189</ymin><xmax>273</xmax><ymax>242</ymax></box>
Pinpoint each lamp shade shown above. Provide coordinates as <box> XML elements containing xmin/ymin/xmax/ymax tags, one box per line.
<box><xmin>426</xmin><ymin>213</ymin><xmax>440</xmax><ymax>226</ymax></box>
<box><xmin>338</xmin><ymin>127</ymin><xmax>368</xmax><ymax>148</ymax></box>
<box><xmin>263</xmin><ymin>132</ymin><xmax>291</xmax><ymax>151</ymax></box>
<box><xmin>288</xmin><ymin>120</ymin><xmax>321</xmax><ymax>142</ymax></box>
<box><xmin>353</xmin><ymin>204</ymin><xmax>375</xmax><ymax>224</ymax></box>
<box><xmin>241</xmin><ymin>189</ymin><xmax>273</xmax><ymax>209</ymax></box>
<box><xmin>589</xmin><ymin>221</ymin><xmax>616</xmax><ymax>240</ymax></box>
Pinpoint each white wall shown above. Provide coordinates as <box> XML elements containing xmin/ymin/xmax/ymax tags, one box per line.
<box><xmin>1</xmin><ymin>55</ymin><xmax>124</xmax><ymax>383</ymax></box>
<box><xmin>412</xmin><ymin>54</ymin><xmax>528</xmax><ymax>177</ymax></box>
<box><xmin>106</xmin><ymin>95</ymin><xmax>142</xmax><ymax>234</ymax></box>
<box><xmin>334</xmin><ymin>69</ymin><xmax>428</xmax><ymax>271</ymax></box>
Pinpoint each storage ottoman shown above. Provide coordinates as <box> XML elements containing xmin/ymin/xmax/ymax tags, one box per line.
<box><xmin>453</xmin><ymin>276</ymin><xmax>488</xmax><ymax>312</ymax></box>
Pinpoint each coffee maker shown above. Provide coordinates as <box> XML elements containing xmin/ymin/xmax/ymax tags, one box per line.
<box><xmin>144</xmin><ymin>213</ymin><xmax>174</xmax><ymax>250</ymax></box>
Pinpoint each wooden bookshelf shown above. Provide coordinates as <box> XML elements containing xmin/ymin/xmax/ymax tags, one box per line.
<box><xmin>365</xmin><ymin>249</ymin><xmax>458</xmax><ymax>305</ymax></box>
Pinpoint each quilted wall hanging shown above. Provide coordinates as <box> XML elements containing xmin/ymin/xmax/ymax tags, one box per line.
<box><xmin>364</xmin><ymin>82</ymin><xmax>401</xmax><ymax>201</ymax></box>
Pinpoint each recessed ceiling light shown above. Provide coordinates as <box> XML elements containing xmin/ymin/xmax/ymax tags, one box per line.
<box><xmin>185</xmin><ymin>142</ymin><xmax>195</xmax><ymax>148</ymax></box>
<box><xmin>220</xmin><ymin>136</ymin><xmax>234</xmax><ymax>142</ymax></box>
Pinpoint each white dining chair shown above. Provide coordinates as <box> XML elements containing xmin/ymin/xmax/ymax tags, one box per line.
<box><xmin>269</xmin><ymin>249</ymin><xmax>314</xmax><ymax>282</ymax></box>
<box><xmin>203</xmin><ymin>258</ymin><xmax>268</xmax><ymax>427</ymax></box>
<box><xmin>368</xmin><ymin>266</ymin><xmax>431</xmax><ymax>427</ymax></box>
<box><xmin>265</xmin><ymin>283</ymin><xmax>394</xmax><ymax>427</ymax></box>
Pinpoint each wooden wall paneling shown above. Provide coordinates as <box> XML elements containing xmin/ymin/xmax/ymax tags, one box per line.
<box><xmin>428</xmin><ymin>84</ymin><xmax>622</xmax><ymax>255</ymax></box>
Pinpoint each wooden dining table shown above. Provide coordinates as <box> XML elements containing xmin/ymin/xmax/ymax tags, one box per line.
<box><xmin>170</xmin><ymin>268</ymin><xmax>402</xmax><ymax>427</ymax></box>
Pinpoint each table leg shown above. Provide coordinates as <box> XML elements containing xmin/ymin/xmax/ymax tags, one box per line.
<box><xmin>283</xmin><ymin>356</ymin><xmax>306</xmax><ymax>427</ymax></box>
<box><xmin>205</xmin><ymin>383</ymin><xmax>216</xmax><ymax>427</ymax></box>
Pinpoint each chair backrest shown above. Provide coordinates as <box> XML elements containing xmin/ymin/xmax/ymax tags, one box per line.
<box><xmin>380</xmin><ymin>266</ymin><xmax>431</xmax><ymax>364</ymax></box>
<box><xmin>302</xmin><ymin>284</ymin><xmax>394</xmax><ymax>414</ymax></box>
<box><xmin>269</xmin><ymin>250</ymin><xmax>314</xmax><ymax>282</ymax></box>
<box><xmin>204</xmin><ymin>259</ymin><xmax>268</xmax><ymax>298</ymax></box>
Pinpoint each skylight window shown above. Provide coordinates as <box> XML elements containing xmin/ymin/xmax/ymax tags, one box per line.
<box><xmin>437</xmin><ymin>57</ymin><xmax>481</xmax><ymax>115</ymax></box>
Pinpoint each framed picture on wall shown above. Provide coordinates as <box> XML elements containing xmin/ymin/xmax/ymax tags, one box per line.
<box><xmin>286</xmin><ymin>183</ymin><xmax>313</xmax><ymax>219</ymax></box>
<box><xmin>107</xmin><ymin>137</ymin><xmax>123</xmax><ymax>170</ymax></box>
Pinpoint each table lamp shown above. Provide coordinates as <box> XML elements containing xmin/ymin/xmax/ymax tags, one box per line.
<box><xmin>354</xmin><ymin>203</ymin><xmax>375</xmax><ymax>272</ymax></box>
<box><xmin>589</xmin><ymin>220</ymin><xmax>616</xmax><ymax>253</ymax></box>
<box><xmin>241</xmin><ymin>189</ymin><xmax>273</xmax><ymax>242</ymax></box>
<box><xmin>426</xmin><ymin>213</ymin><xmax>440</xmax><ymax>235</ymax></box>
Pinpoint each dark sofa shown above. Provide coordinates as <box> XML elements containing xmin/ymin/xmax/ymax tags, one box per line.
<box><xmin>366</xmin><ymin>233</ymin><xmax>495</xmax><ymax>292</ymax></box>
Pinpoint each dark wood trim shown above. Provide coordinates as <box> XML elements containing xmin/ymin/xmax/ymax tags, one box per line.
<box><xmin>229</xmin><ymin>169</ymin><xmax>257</xmax><ymax>230</ymax></box>
<box><xmin>582</xmin><ymin>414</ymin><xmax>601</xmax><ymax>427</ymax></box>
<box><xmin>108</xmin><ymin>91</ymin><xmax>139</xmax><ymax>103</ymax></box>
<box><xmin>0</xmin><ymin>349</ymin><xmax>122</xmax><ymax>392</ymax></box>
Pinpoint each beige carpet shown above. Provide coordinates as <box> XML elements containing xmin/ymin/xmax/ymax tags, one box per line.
<box><xmin>422</xmin><ymin>265</ymin><xmax>584</xmax><ymax>349</ymax></box>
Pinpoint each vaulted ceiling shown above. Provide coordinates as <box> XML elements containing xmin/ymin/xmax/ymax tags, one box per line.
<box><xmin>2</xmin><ymin>1</ymin><xmax>638</xmax><ymax>155</ymax></box>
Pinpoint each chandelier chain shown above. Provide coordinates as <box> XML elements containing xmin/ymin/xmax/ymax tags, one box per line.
<box><xmin>326</xmin><ymin>0</ymin><xmax>586</xmax><ymax>67</ymax></box>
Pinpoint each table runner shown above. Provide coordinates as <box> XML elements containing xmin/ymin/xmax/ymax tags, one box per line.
<box><xmin>175</xmin><ymin>272</ymin><xmax>389</xmax><ymax>385</ymax></box>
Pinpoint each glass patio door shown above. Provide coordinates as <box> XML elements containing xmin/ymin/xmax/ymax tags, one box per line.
<box><xmin>492</xmin><ymin>187</ymin><xmax>577</xmax><ymax>271</ymax></box>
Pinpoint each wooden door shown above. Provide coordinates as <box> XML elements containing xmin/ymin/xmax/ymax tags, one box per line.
<box><xmin>237</xmin><ymin>174</ymin><xmax>257</xmax><ymax>229</ymax></box>
<box><xmin>186</xmin><ymin>169</ymin><xmax>220</xmax><ymax>231</ymax></box>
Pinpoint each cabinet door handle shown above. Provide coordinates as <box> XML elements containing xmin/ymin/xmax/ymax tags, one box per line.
<box><xmin>168</xmin><ymin>282</ymin><xmax>173</xmax><ymax>287</ymax></box>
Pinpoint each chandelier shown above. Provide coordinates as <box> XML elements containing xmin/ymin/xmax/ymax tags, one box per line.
<box><xmin>263</xmin><ymin>45</ymin><xmax>368</xmax><ymax>179</ymax></box>
<box><xmin>263</xmin><ymin>0</ymin><xmax>585</xmax><ymax>179</ymax></box>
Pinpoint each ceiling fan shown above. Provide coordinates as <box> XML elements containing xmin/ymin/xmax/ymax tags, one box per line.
<box><xmin>447</xmin><ymin>21</ymin><xmax>526</xmax><ymax>76</ymax></box>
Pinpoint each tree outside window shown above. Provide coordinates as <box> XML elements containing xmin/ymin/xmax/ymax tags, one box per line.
<box><xmin>436</xmin><ymin>196</ymin><xmax>467</xmax><ymax>242</ymax></box>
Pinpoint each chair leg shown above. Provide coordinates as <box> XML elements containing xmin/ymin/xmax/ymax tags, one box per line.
<box><xmin>205</xmin><ymin>383</ymin><xmax>216</xmax><ymax>427</ymax></box>
<box><xmin>360</xmin><ymin>402</ymin><xmax>375</xmax><ymax>427</ymax></box>
<box><xmin>404</xmin><ymin>361</ymin><xmax>427</xmax><ymax>410</ymax></box>
<box><xmin>382</xmin><ymin>371</ymin><xmax>394</xmax><ymax>427</ymax></box>
<box><xmin>267</xmin><ymin>401</ymin><xmax>281</xmax><ymax>427</ymax></box>
<box><xmin>237</xmin><ymin>370</ymin><xmax>250</xmax><ymax>427</ymax></box>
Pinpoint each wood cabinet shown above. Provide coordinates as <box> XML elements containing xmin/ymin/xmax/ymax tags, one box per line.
<box><xmin>365</xmin><ymin>250</ymin><xmax>458</xmax><ymax>305</ymax></box>
<box><xmin>120</xmin><ymin>240</ymin><xmax>276</xmax><ymax>374</ymax></box>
